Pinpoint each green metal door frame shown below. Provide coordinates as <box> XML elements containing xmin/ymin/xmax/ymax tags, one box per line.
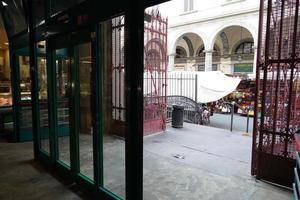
<box><xmin>3</xmin><ymin>0</ymin><xmax>156</xmax><ymax>198</ymax></box>
<box><xmin>10</xmin><ymin>48</ymin><xmax>22</xmax><ymax>142</ymax></box>
<box><xmin>45</xmin><ymin>25</ymin><xmax>122</xmax><ymax>199</ymax></box>
<box><xmin>11</xmin><ymin>47</ymin><xmax>46</xmax><ymax>144</ymax></box>
<box><xmin>46</xmin><ymin>28</ymin><xmax>101</xmax><ymax>193</ymax></box>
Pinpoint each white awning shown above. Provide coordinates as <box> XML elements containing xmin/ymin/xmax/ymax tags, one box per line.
<box><xmin>167</xmin><ymin>71</ymin><xmax>241</xmax><ymax>103</ymax></box>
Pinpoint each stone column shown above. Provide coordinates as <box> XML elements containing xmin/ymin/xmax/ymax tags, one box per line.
<box><xmin>204</xmin><ymin>50</ymin><xmax>213</xmax><ymax>71</ymax></box>
<box><xmin>168</xmin><ymin>53</ymin><xmax>176</xmax><ymax>71</ymax></box>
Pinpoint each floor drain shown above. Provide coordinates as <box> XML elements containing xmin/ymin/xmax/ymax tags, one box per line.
<box><xmin>173</xmin><ymin>154</ymin><xmax>185</xmax><ymax>159</ymax></box>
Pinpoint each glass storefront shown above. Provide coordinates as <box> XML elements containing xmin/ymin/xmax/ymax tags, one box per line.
<box><xmin>1</xmin><ymin>1</ymin><xmax>146</xmax><ymax>199</ymax></box>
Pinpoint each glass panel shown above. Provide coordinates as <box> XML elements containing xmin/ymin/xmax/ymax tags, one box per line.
<box><xmin>51</xmin><ymin>0</ymin><xmax>85</xmax><ymax>15</ymax></box>
<box><xmin>0</xmin><ymin>24</ymin><xmax>13</xmax><ymax>137</ymax></box>
<box><xmin>32</xmin><ymin>0</ymin><xmax>45</xmax><ymax>26</ymax></box>
<box><xmin>37</xmin><ymin>41</ymin><xmax>49</xmax><ymax>153</ymax></box>
<box><xmin>0</xmin><ymin>25</ymin><xmax>12</xmax><ymax>107</ymax></box>
<box><xmin>19</xmin><ymin>56</ymin><xmax>31</xmax><ymax>101</ymax></box>
<box><xmin>2</xmin><ymin>0</ymin><xmax>27</xmax><ymax>37</ymax></box>
<box><xmin>102</xmin><ymin>16</ymin><xmax>126</xmax><ymax>198</ymax></box>
<box><xmin>55</xmin><ymin>48</ymin><xmax>71</xmax><ymax>166</ymax></box>
<box><xmin>78</xmin><ymin>42</ymin><xmax>93</xmax><ymax>179</ymax></box>
<box><xmin>19</xmin><ymin>55</ymin><xmax>32</xmax><ymax>141</ymax></box>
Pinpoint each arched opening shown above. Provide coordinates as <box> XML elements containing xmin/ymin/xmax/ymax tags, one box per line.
<box><xmin>173</xmin><ymin>32</ymin><xmax>204</xmax><ymax>71</ymax></box>
<box><xmin>234</xmin><ymin>41</ymin><xmax>254</xmax><ymax>54</ymax></box>
<box><xmin>175</xmin><ymin>46</ymin><xmax>187</xmax><ymax>58</ymax></box>
<box><xmin>213</xmin><ymin>26</ymin><xmax>255</xmax><ymax>75</ymax></box>
<box><xmin>195</xmin><ymin>44</ymin><xmax>220</xmax><ymax>71</ymax></box>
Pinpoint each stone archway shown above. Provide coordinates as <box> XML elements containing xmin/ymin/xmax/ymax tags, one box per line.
<box><xmin>172</xmin><ymin>32</ymin><xmax>205</xmax><ymax>71</ymax></box>
<box><xmin>210</xmin><ymin>26</ymin><xmax>255</xmax><ymax>75</ymax></box>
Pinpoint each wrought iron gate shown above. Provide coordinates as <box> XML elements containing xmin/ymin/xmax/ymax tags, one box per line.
<box><xmin>143</xmin><ymin>10</ymin><xmax>168</xmax><ymax>135</ymax></box>
<box><xmin>111</xmin><ymin>11</ymin><xmax>167</xmax><ymax>136</ymax></box>
<box><xmin>252</xmin><ymin>0</ymin><xmax>300</xmax><ymax>187</ymax></box>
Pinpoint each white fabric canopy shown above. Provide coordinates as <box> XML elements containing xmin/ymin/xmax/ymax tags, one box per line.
<box><xmin>167</xmin><ymin>71</ymin><xmax>241</xmax><ymax>103</ymax></box>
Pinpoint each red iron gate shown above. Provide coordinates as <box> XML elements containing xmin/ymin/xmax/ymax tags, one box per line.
<box><xmin>252</xmin><ymin>0</ymin><xmax>300</xmax><ymax>187</ymax></box>
<box><xmin>111</xmin><ymin>11</ymin><xmax>168</xmax><ymax>136</ymax></box>
<box><xmin>143</xmin><ymin>10</ymin><xmax>168</xmax><ymax>135</ymax></box>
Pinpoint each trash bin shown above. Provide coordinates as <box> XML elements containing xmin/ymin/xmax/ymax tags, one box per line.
<box><xmin>172</xmin><ymin>105</ymin><xmax>184</xmax><ymax>128</ymax></box>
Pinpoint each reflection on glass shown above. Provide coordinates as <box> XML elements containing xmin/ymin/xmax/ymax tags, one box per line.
<box><xmin>33</xmin><ymin>0</ymin><xmax>45</xmax><ymax>26</ymax></box>
<box><xmin>78</xmin><ymin>42</ymin><xmax>94</xmax><ymax>180</ymax></box>
<box><xmin>0</xmin><ymin>45</ymin><xmax>12</xmax><ymax>107</ymax></box>
<box><xmin>37</xmin><ymin>41</ymin><xmax>49</xmax><ymax>153</ymax></box>
<box><xmin>19</xmin><ymin>55</ymin><xmax>32</xmax><ymax>140</ymax></box>
<box><xmin>56</xmin><ymin>48</ymin><xmax>71</xmax><ymax>166</ymax></box>
<box><xmin>102</xmin><ymin>16</ymin><xmax>125</xmax><ymax>199</ymax></box>
<box><xmin>2</xmin><ymin>0</ymin><xmax>27</xmax><ymax>36</ymax></box>
<box><xmin>19</xmin><ymin>56</ymin><xmax>31</xmax><ymax>100</ymax></box>
<box><xmin>51</xmin><ymin>0</ymin><xmax>85</xmax><ymax>15</ymax></box>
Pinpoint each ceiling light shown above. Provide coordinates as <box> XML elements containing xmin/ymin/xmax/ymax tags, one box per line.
<box><xmin>2</xmin><ymin>1</ymin><xmax>7</xmax><ymax>6</ymax></box>
<box><xmin>4</xmin><ymin>42</ymin><xmax>8</xmax><ymax>45</ymax></box>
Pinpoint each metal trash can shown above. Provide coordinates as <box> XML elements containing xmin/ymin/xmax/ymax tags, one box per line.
<box><xmin>172</xmin><ymin>105</ymin><xmax>184</xmax><ymax>128</ymax></box>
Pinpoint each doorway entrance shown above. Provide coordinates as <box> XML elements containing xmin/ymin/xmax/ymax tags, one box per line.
<box><xmin>49</xmin><ymin>30</ymin><xmax>94</xmax><ymax>181</ymax></box>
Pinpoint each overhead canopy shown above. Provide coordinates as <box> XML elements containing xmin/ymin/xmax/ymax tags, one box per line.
<box><xmin>168</xmin><ymin>71</ymin><xmax>241</xmax><ymax>103</ymax></box>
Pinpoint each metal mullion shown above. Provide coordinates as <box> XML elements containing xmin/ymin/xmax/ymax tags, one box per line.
<box><xmin>92</xmin><ymin>24</ymin><xmax>103</xmax><ymax>188</ymax></box>
<box><xmin>34</xmin><ymin>44</ymin><xmax>42</xmax><ymax>150</ymax></box>
<box><xmin>28</xmin><ymin>0</ymin><xmax>41</xmax><ymax>159</ymax></box>
<box><xmin>47</xmin><ymin>42</ymin><xmax>58</xmax><ymax>163</ymax></box>
<box><xmin>124</xmin><ymin>0</ymin><xmax>144</xmax><ymax>198</ymax></box>
<box><xmin>11</xmin><ymin>50</ymin><xmax>21</xmax><ymax>142</ymax></box>
<box><xmin>70</xmin><ymin>46</ymin><xmax>80</xmax><ymax>176</ymax></box>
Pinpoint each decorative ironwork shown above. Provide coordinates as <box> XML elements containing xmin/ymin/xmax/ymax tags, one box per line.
<box><xmin>143</xmin><ymin>9</ymin><xmax>168</xmax><ymax>135</ymax></box>
<box><xmin>165</xmin><ymin>95</ymin><xmax>208</xmax><ymax>125</ymax></box>
<box><xmin>111</xmin><ymin>11</ymin><xmax>168</xmax><ymax>136</ymax></box>
<box><xmin>252</xmin><ymin>0</ymin><xmax>300</xmax><ymax>187</ymax></box>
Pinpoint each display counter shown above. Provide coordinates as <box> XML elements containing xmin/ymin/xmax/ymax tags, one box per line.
<box><xmin>0</xmin><ymin>81</ymin><xmax>12</xmax><ymax>107</ymax></box>
<box><xmin>0</xmin><ymin>95</ymin><xmax>12</xmax><ymax>107</ymax></box>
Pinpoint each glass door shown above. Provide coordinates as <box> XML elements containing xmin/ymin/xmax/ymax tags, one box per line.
<box><xmin>37</xmin><ymin>41</ymin><xmax>50</xmax><ymax>154</ymax></box>
<box><xmin>13</xmin><ymin>49</ymin><xmax>33</xmax><ymax>142</ymax></box>
<box><xmin>76</xmin><ymin>42</ymin><xmax>94</xmax><ymax>180</ymax></box>
<box><xmin>55</xmin><ymin>48</ymin><xmax>72</xmax><ymax>167</ymax></box>
<box><xmin>53</xmin><ymin>36</ymin><xmax>94</xmax><ymax>181</ymax></box>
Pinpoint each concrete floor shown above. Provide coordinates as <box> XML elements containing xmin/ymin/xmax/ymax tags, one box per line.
<box><xmin>0</xmin><ymin>123</ymin><xmax>292</xmax><ymax>200</ymax></box>
<box><xmin>209</xmin><ymin>113</ymin><xmax>254</xmax><ymax>133</ymax></box>
<box><xmin>0</xmin><ymin>141</ymin><xmax>92</xmax><ymax>200</ymax></box>
<box><xmin>143</xmin><ymin>123</ymin><xmax>292</xmax><ymax>200</ymax></box>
